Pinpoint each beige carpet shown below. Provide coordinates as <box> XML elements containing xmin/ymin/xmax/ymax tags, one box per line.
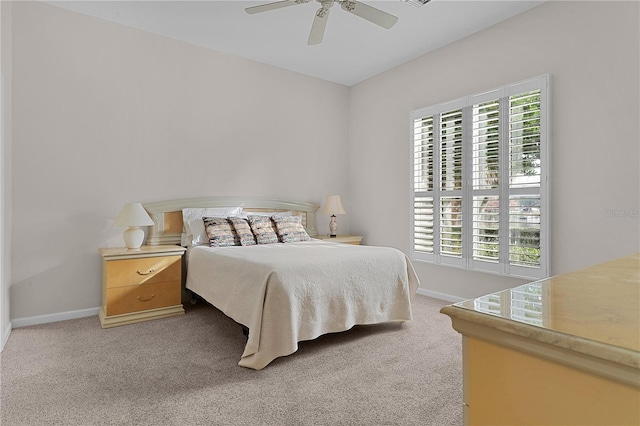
<box><xmin>1</xmin><ymin>295</ymin><xmax>462</xmax><ymax>425</ymax></box>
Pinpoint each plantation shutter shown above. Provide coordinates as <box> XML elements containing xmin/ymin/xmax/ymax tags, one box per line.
<box><xmin>508</xmin><ymin>89</ymin><xmax>543</xmax><ymax>274</ymax></box>
<box><xmin>413</xmin><ymin>115</ymin><xmax>435</xmax><ymax>256</ymax></box>
<box><xmin>410</xmin><ymin>75</ymin><xmax>549</xmax><ymax>279</ymax></box>
<box><xmin>471</xmin><ymin>98</ymin><xmax>501</xmax><ymax>267</ymax></box>
<box><xmin>439</xmin><ymin>108</ymin><xmax>463</xmax><ymax>260</ymax></box>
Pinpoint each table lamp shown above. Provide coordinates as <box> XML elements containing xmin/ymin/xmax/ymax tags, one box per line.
<box><xmin>113</xmin><ymin>203</ymin><xmax>154</xmax><ymax>249</ymax></box>
<box><xmin>321</xmin><ymin>195</ymin><xmax>346</xmax><ymax>237</ymax></box>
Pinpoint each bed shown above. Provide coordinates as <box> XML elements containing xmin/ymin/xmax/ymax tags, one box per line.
<box><xmin>143</xmin><ymin>197</ymin><xmax>420</xmax><ymax>370</ymax></box>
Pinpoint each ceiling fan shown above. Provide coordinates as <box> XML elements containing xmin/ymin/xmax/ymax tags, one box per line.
<box><xmin>245</xmin><ymin>0</ymin><xmax>400</xmax><ymax>45</ymax></box>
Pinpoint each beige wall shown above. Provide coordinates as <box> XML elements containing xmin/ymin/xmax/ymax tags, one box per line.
<box><xmin>1</xmin><ymin>1</ymin><xmax>14</xmax><ymax>346</ymax></box>
<box><xmin>9</xmin><ymin>2</ymin><xmax>350</xmax><ymax>320</ymax></box>
<box><xmin>348</xmin><ymin>1</ymin><xmax>640</xmax><ymax>299</ymax></box>
<box><xmin>5</xmin><ymin>1</ymin><xmax>640</xmax><ymax>323</ymax></box>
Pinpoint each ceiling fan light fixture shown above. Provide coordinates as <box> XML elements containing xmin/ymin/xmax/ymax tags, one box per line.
<box><xmin>340</xmin><ymin>0</ymin><xmax>356</xmax><ymax>12</ymax></box>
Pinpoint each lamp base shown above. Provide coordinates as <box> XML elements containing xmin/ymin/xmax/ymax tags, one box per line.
<box><xmin>123</xmin><ymin>226</ymin><xmax>145</xmax><ymax>250</ymax></box>
<box><xmin>329</xmin><ymin>214</ymin><xmax>338</xmax><ymax>237</ymax></box>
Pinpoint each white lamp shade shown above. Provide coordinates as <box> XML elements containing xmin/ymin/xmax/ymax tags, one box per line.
<box><xmin>321</xmin><ymin>195</ymin><xmax>346</xmax><ymax>215</ymax></box>
<box><xmin>113</xmin><ymin>203</ymin><xmax>154</xmax><ymax>249</ymax></box>
<box><xmin>113</xmin><ymin>203</ymin><xmax>154</xmax><ymax>227</ymax></box>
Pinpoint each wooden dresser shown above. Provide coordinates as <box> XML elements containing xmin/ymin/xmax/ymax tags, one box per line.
<box><xmin>98</xmin><ymin>245</ymin><xmax>186</xmax><ymax>328</ymax></box>
<box><xmin>441</xmin><ymin>253</ymin><xmax>640</xmax><ymax>425</ymax></box>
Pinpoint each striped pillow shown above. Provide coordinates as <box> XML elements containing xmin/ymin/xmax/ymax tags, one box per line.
<box><xmin>203</xmin><ymin>217</ymin><xmax>239</xmax><ymax>247</ymax></box>
<box><xmin>273</xmin><ymin>215</ymin><xmax>310</xmax><ymax>243</ymax></box>
<box><xmin>247</xmin><ymin>215</ymin><xmax>279</xmax><ymax>245</ymax></box>
<box><xmin>228</xmin><ymin>217</ymin><xmax>257</xmax><ymax>246</ymax></box>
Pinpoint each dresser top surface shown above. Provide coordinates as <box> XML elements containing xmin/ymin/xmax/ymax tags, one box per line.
<box><xmin>453</xmin><ymin>253</ymin><xmax>640</xmax><ymax>354</ymax></box>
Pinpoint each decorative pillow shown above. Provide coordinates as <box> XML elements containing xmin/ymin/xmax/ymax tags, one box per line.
<box><xmin>228</xmin><ymin>217</ymin><xmax>257</xmax><ymax>246</ymax></box>
<box><xmin>203</xmin><ymin>217</ymin><xmax>239</xmax><ymax>247</ymax></box>
<box><xmin>247</xmin><ymin>215</ymin><xmax>279</xmax><ymax>245</ymax></box>
<box><xmin>181</xmin><ymin>207</ymin><xmax>242</xmax><ymax>246</ymax></box>
<box><xmin>273</xmin><ymin>215</ymin><xmax>311</xmax><ymax>243</ymax></box>
<box><xmin>242</xmin><ymin>211</ymin><xmax>293</xmax><ymax>238</ymax></box>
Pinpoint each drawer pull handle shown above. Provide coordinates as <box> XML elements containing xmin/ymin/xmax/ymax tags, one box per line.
<box><xmin>137</xmin><ymin>294</ymin><xmax>156</xmax><ymax>302</ymax></box>
<box><xmin>136</xmin><ymin>268</ymin><xmax>156</xmax><ymax>276</ymax></box>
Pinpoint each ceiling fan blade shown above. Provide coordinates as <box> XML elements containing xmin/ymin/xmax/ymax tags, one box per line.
<box><xmin>339</xmin><ymin>0</ymin><xmax>398</xmax><ymax>29</ymax></box>
<box><xmin>245</xmin><ymin>0</ymin><xmax>307</xmax><ymax>15</ymax></box>
<box><xmin>308</xmin><ymin>6</ymin><xmax>330</xmax><ymax>45</ymax></box>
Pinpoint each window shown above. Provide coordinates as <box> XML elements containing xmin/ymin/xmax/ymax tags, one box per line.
<box><xmin>411</xmin><ymin>75</ymin><xmax>549</xmax><ymax>279</ymax></box>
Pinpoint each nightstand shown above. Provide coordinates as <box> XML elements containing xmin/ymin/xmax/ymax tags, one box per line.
<box><xmin>315</xmin><ymin>235</ymin><xmax>363</xmax><ymax>245</ymax></box>
<box><xmin>98</xmin><ymin>245</ymin><xmax>187</xmax><ymax>328</ymax></box>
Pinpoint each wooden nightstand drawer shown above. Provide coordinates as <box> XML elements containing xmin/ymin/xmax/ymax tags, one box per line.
<box><xmin>105</xmin><ymin>281</ymin><xmax>181</xmax><ymax>316</ymax></box>
<box><xmin>104</xmin><ymin>255</ymin><xmax>181</xmax><ymax>288</ymax></box>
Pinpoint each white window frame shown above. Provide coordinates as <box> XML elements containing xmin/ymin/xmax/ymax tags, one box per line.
<box><xmin>410</xmin><ymin>75</ymin><xmax>550</xmax><ymax>280</ymax></box>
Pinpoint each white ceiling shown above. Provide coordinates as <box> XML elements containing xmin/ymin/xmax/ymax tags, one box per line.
<box><xmin>47</xmin><ymin>0</ymin><xmax>545</xmax><ymax>86</ymax></box>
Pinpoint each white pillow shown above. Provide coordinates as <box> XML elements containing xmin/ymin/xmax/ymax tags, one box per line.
<box><xmin>239</xmin><ymin>211</ymin><xmax>293</xmax><ymax>219</ymax></box>
<box><xmin>182</xmin><ymin>207</ymin><xmax>242</xmax><ymax>246</ymax></box>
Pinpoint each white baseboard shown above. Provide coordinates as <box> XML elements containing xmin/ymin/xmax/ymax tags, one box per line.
<box><xmin>416</xmin><ymin>287</ymin><xmax>466</xmax><ymax>304</ymax></box>
<box><xmin>12</xmin><ymin>307</ymin><xmax>99</xmax><ymax>329</ymax></box>
<box><xmin>1</xmin><ymin>321</ymin><xmax>11</xmax><ymax>352</ymax></box>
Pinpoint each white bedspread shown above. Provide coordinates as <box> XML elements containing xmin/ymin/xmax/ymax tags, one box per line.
<box><xmin>186</xmin><ymin>240</ymin><xmax>419</xmax><ymax>370</ymax></box>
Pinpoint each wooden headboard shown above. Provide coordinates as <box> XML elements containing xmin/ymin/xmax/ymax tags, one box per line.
<box><xmin>143</xmin><ymin>196</ymin><xmax>319</xmax><ymax>246</ymax></box>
